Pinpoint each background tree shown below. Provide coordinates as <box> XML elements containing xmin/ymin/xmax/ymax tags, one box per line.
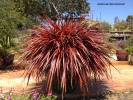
<box><xmin>114</xmin><ymin>16</ymin><xmax>119</xmax><ymax>24</ymax></box>
<box><xmin>126</xmin><ymin>15</ymin><xmax>133</xmax><ymax>22</ymax></box>
<box><xmin>114</xmin><ymin>20</ymin><xmax>128</xmax><ymax>31</ymax></box>
<box><xmin>126</xmin><ymin>15</ymin><xmax>133</xmax><ymax>30</ymax></box>
<box><xmin>99</xmin><ymin>21</ymin><xmax>112</xmax><ymax>32</ymax></box>
<box><xmin>0</xmin><ymin>1</ymin><xmax>29</xmax><ymax>48</ymax></box>
<box><xmin>13</xmin><ymin>0</ymin><xmax>90</xmax><ymax>20</ymax></box>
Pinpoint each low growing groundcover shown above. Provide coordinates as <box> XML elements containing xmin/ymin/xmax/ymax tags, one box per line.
<box><xmin>0</xmin><ymin>89</ymin><xmax>57</xmax><ymax>100</ymax></box>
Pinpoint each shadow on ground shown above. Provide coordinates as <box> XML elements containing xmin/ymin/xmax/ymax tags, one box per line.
<box><xmin>28</xmin><ymin>79</ymin><xmax>110</xmax><ymax>100</ymax></box>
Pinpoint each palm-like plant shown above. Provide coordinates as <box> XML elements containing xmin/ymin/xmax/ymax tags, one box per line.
<box><xmin>19</xmin><ymin>18</ymin><xmax>112</xmax><ymax>95</ymax></box>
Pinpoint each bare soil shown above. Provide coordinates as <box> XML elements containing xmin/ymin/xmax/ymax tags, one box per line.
<box><xmin>0</xmin><ymin>60</ymin><xmax>133</xmax><ymax>100</ymax></box>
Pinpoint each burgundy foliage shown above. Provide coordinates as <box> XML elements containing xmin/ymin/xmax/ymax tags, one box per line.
<box><xmin>19</xmin><ymin>18</ymin><xmax>112</xmax><ymax>95</ymax></box>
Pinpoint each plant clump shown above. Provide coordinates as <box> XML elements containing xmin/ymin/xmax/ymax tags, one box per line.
<box><xmin>19</xmin><ymin>17</ymin><xmax>113</xmax><ymax>95</ymax></box>
<box><xmin>0</xmin><ymin>87</ymin><xmax>57</xmax><ymax>100</ymax></box>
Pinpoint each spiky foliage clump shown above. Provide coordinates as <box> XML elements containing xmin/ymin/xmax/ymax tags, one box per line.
<box><xmin>19</xmin><ymin>18</ymin><xmax>112</xmax><ymax>95</ymax></box>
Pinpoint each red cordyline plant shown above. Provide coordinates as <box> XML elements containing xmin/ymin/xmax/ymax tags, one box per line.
<box><xmin>19</xmin><ymin>17</ymin><xmax>112</xmax><ymax>95</ymax></box>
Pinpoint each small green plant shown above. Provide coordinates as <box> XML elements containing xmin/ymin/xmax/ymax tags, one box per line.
<box><xmin>0</xmin><ymin>88</ymin><xmax>57</xmax><ymax>100</ymax></box>
<box><xmin>1</xmin><ymin>94</ymin><xmax>57</xmax><ymax>100</ymax></box>
<box><xmin>0</xmin><ymin>48</ymin><xmax>8</xmax><ymax>58</ymax></box>
<box><xmin>6</xmin><ymin>94</ymin><xmax>57</xmax><ymax>100</ymax></box>
<box><xmin>0</xmin><ymin>34</ymin><xmax>15</xmax><ymax>49</ymax></box>
<box><xmin>126</xmin><ymin>36</ymin><xmax>133</xmax><ymax>47</ymax></box>
<box><xmin>8</xmin><ymin>94</ymin><xmax>30</xmax><ymax>100</ymax></box>
<box><xmin>126</xmin><ymin>46</ymin><xmax>133</xmax><ymax>55</ymax></box>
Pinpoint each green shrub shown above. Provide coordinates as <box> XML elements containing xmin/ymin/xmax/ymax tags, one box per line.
<box><xmin>0</xmin><ymin>1</ymin><xmax>32</xmax><ymax>49</ymax></box>
<box><xmin>126</xmin><ymin>46</ymin><xmax>133</xmax><ymax>55</ymax></box>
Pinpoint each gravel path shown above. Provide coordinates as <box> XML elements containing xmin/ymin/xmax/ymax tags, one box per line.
<box><xmin>0</xmin><ymin>70</ymin><xmax>36</xmax><ymax>93</ymax></box>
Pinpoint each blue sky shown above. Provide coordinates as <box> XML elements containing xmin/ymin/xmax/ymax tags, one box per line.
<box><xmin>88</xmin><ymin>0</ymin><xmax>133</xmax><ymax>24</ymax></box>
